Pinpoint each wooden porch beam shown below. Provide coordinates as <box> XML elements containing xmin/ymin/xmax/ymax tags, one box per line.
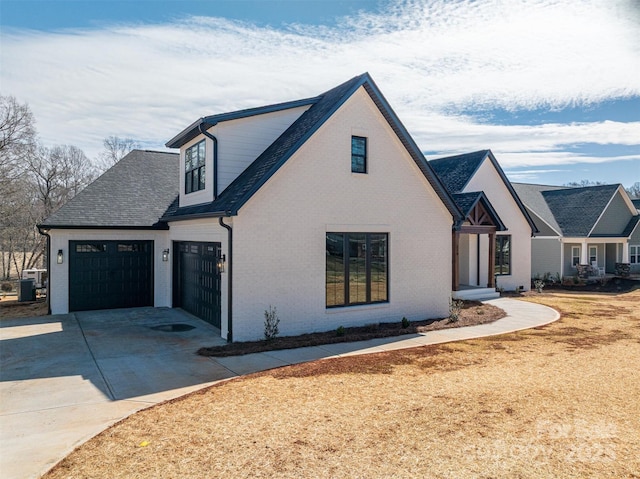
<box><xmin>488</xmin><ymin>232</ymin><xmax>496</xmax><ymax>288</ymax></box>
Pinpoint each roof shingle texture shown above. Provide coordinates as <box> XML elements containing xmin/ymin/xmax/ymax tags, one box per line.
<box><xmin>41</xmin><ymin>150</ymin><xmax>179</xmax><ymax>228</ymax></box>
<box><xmin>513</xmin><ymin>183</ymin><xmax>620</xmax><ymax>237</ymax></box>
<box><xmin>429</xmin><ymin>150</ymin><xmax>489</xmax><ymax>194</ymax></box>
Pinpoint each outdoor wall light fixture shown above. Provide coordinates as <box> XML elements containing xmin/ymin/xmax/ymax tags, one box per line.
<box><xmin>217</xmin><ymin>254</ymin><xmax>226</xmax><ymax>273</ymax></box>
<box><xmin>57</xmin><ymin>249</ymin><xmax>64</xmax><ymax>264</ymax></box>
<box><xmin>162</xmin><ymin>249</ymin><xmax>170</xmax><ymax>262</ymax></box>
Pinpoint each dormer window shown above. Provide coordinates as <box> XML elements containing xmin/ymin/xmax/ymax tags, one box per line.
<box><xmin>185</xmin><ymin>140</ymin><xmax>205</xmax><ymax>194</ymax></box>
<box><xmin>351</xmin><ymin>136</ymin><xmax>367</xmax><ymax>173</ymax></box>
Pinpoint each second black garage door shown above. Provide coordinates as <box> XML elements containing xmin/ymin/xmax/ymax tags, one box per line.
<box><xmin>174</xmin><ymin>242</ymin><xmax>222</xmax><ymax>328</ymax></box>
<box><xmin>69</xmin><ymin>240</ymin><xmax>154</xmax><ymax>312</ymax></box>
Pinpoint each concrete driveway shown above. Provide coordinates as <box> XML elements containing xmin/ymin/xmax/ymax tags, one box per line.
<box><xmin>1</xmin><ymin>299</ymin><xmax>560</xmax><ymax>478</ymax></box>
<box><xmin>0</xmin><ymin>307</ymin><xmax>234</xmax><ymax>479</ymax></box>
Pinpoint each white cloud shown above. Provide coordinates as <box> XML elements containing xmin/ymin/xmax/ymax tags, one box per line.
<box><xmin>1</xmin><ymin>0</ymin><xmax>639</xmax><ymax>165</ymax></box>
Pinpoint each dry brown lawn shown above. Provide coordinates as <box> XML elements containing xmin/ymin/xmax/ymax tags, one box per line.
<box><xmin>46</xmin><ymin>290</ymin><xmax>640</xmax><ymax>479</ymax></box>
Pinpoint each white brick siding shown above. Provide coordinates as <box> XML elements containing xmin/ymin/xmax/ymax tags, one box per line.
<box><xmin>464</xmin><ymin>159</ymin><xmax>533</xmax><ymax>291</ymax></box>
<box><xmin>229</xmin><ymin>87</ymin><xmax>453</xmax><ymax>341</ymax></box>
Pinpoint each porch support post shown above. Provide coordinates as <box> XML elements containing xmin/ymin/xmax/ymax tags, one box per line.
<box><xmin>622</xmin><ymin>242</ymin><xmax>630</xmax><ymax>263</ymax></box>
<box><xmin>452</xmin><ymin>231</ymin><xmax>460</xmax><ymax>291</ymax></box>
<box><xmin>488</xmin><ymin>232</ymin><xmax>496</xmax><ymax>288</ymax></box>
<box><xmin>580</xmin><ymin>239</ymin><xmax>589</xmax><ymax>264</ymax></box>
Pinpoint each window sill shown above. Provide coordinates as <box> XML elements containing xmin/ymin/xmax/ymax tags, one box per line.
<box><xmin>325</xmin><ymin>302</ymin><xmax>389</xmax><ymax>314</ymax></box>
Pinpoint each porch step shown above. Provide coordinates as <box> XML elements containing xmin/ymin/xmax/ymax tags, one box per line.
<box><xmin>452</xmin><ymin>288</ymin><xmax>501</xmax><ymax>301</ymax></box>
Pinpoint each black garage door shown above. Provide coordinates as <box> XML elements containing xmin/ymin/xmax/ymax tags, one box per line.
<box><xmin>69</xmin><ymin>240</ymin><xmax>154</xmax><ymax>312</ymax></box>
<box><xmin>174</xmin><ymin>242</ymin><xmax>222</xmax><ymax>328</ymax></box>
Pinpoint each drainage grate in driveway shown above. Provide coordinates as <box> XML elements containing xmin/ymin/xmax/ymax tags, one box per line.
<box><xmin>150</xmin><ymin>323</ymin><xmax>196</xmax><ymax>332</ymax></box>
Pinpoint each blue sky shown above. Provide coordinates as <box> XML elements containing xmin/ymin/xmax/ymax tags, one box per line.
<box><xmin>2</xmin><ymin>0</ymin><xmax>639</xmax><ymax>188</ymax></box>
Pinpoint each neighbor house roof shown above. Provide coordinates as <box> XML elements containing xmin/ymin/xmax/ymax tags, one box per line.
<box><xmin>511</xmin><ymin>183</ymin><xmax>564</xmax><ymax>234</ymax></box>
<box><xmin>429</xmin><ymin>150</ymin><xmax>537</xmax><ymax>234</ymax></box>
<box><xmin>39</xmin><ymin>150</ymin><xmax>179</xmax><ymax>229</ymax></box>
<box><xmin>513</xmin><ymin>183</ymin><xmax>626</xmax><ymax>237</ymax></box>
<box><xmin>163</xmin><ymin>73</ymin><xmax>462</xmax><ymax>223</ymax></box>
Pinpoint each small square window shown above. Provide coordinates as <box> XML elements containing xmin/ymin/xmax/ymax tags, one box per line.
<box><xmin>351</xmin><ymin>136</ymin><xmax>367</xmax><ymax>173</ymax></box>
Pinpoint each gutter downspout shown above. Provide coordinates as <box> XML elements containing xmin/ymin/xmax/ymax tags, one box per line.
<box><xmin>198</xmin><ymin>122</ymin><xmax>218</xmax><ymax>199</ymax></box>
<box><xmin>219</xmin><ymin>216</ymin><xmax>233</xmax><ymax>342</ymax></box>
<box><xmin>36</xmin><ymin>226</ymin><xmax>52</xmax><ymax>315</ymax></box>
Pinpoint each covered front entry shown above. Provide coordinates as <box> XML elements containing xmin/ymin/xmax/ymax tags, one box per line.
<box><xmin>173</xmin><ymin>241</ymin><xmax>222</xmax><ymax>328</ymax></box>
<box><xmin>69</xmin><ymin>240</ymin><xmax>154</xmax><ymax>312</ymax></box>
<box><xmin>451</xmin><ymin>193</ymin><xmax>505</xmax><ymax>299</ymax></box>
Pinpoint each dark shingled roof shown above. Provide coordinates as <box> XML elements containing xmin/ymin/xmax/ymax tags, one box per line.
<box><xmin>429</xmin><ymin>150</ymin><xmax>488</xmax><ymax>193</ymax></box>
<box><xmin>40</xmin><ymin>150</ymin><xmax>179</xmax><ymax>229</ymax></box>
<box><xmin>633</xmin><ymin>198</ymin><xmax>640</xmax><ymax>211</ymax></box>
<box><xmin>429</xmin><ymin>150</ymin><xmax>537</xmax><ymax>234</ymax></box>
<box><xmin>541</xmin><ymin>184</ymin><xmax>620</xmax><ymax>237</ymax></box>
<box><xmin>512</xmin><ymin>183</ymin><xmax>564</xmax><ymax>234</ymax></box>
<box><xmin>163</xmin><ymin>73</ymin><xmax>461</xmax><ymax>223</ymax></box>
<box><xmin>513</xmin><ymin>183</ymin><xmax>623</xmax><ymax>237</ymax></box>
<box><xmin>622</xmin><ymin>215</ymin><xmax>640</xmax><ymax>237</ymax></box>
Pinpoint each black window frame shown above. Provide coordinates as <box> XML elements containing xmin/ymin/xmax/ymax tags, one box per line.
<box><xmin>351</xmin><ymin>136</ymin><xmax>367</xmax><ymax>174</ymax></box>
<box><xmin>326</xmin><ymin>232</ymin><xmax>388</xmax><ymax>308</ymax></box>
<box><xmin>185</xmin><ymin>139</ymin><xmax>206</xmax><ymax>194</ymax></box>
<box><xmin>495</xmin><ymin>235</ymin><xmax>511</xmax><ymax>276</ymax></box>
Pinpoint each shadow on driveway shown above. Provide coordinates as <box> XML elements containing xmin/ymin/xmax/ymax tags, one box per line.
<box><xmin>0</xmin><ymin>307</ymin><xmax>233</xmax><ymax>403</ymax></box>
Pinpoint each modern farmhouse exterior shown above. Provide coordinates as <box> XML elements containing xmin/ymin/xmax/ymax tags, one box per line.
<box><xmin>42</xmin><ymin>73</ymin><xmax>482</xmax><ymax>341</ymax></box>
<box><xmin>513</xmin><ymin>183</ymin><xmax>640</xmax><ymax>279</ymax></box>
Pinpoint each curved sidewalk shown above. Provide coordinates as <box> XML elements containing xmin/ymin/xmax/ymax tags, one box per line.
<box><xmin>216</xmin><ymin>297</ymin><xmax>561</xmax><ymax>373</ymax></box>
<box><xmin>1</xmin><ymin>298</ymin><xmax>559</xmax><ymax>479</ymax></box>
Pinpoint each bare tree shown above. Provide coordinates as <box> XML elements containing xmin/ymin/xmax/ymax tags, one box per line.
<box><xmin>0</xmin><ymin>95</ymin><xmax>37</xmax><ymax>213</ymax></box>
<box><xmin>28</xmin><ymin>144</ymin><xmax>96</xmax><ymax>218</ymax></box>
<box><xmin>96</xmin><ymin>135</ymin><xmax>140</xmax><ymax>171</ymax></box>
<box><xmin>564</xmin><ymin>180</ymin><xmax>607</xmax><ymax>188</ymax></box>
<box><xmin>626</xmin><ymin>182</ymin><xmax>640</xmax><ymax>199</ymax></box>
<box><xmin>0</xmin><ymin>95</ymin><xmax>37</xmax><ymax>279</ymax></box>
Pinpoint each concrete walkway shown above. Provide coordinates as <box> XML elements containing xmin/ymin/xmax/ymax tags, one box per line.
<box><xmin>0</xmin><ymin>299</ymin><xmax>559</xmax><ymax>479</ymax></box>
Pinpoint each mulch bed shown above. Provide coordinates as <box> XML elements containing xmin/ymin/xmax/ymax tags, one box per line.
<box><xmin>0</xmin><ymin>298</ymin><xmax>48</xmax><ymax>319</ymax></box>
<box><xmin>198</xmin><ymin>300</ymin><xmax>505</xmax><ymax>357</ymax></box>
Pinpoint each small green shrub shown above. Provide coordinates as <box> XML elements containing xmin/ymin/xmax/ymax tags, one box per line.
<box><xmin>534</xmin><ymin>279</ymin><xmax>545</xmax><ymax>293</ymax></box>
<box><xmin>336</xmin><ymin>326</ymin><xmax>345</xmax><ymax>337</ymax></box>
<box><xmin>401</xmin><ymin>317</ymin><xmax>410</xmax><ymax>328</ymax></box>
<box><xmin>449</xmin><ymin>297</ymin><xmax>463</xmax><ymax>323</ymax></box>
<box><xmin>263</xmin><ymin>305</ymin><xmax>280</xmax><ymax>340</ymax></box>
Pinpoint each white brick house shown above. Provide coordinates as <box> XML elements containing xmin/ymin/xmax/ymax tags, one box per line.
<box><xmin>41</xmin><ymin>73</ymin><xmax>472</xmax><ymax>342</ymax></box>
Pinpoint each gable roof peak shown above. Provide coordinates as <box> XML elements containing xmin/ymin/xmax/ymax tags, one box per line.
<box><xmin>163</xmin><ymin>72</ymin><xmax>461</xmax><ymax>223</ymax></box>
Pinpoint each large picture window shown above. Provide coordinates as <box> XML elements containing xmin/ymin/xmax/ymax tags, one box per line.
<box><xmin>185</xmin><ymin>140</ymin><xmax>206</xmax><ymax>194</ymax></box>
<box><xmin>326</xmin><ymin>233</ymin><xmax>388</xmax><ymax>307</ymax></box>
<box><xmin>495</xmin><ymin>235</ymin><xmax>511</xmax><ymax>275</ymax></box>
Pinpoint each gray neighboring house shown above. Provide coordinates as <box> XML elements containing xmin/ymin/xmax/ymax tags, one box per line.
<box><xmin>512</xmin><ymin>183</ymin><xmax>640</xmax><ymax>278</ymax></box>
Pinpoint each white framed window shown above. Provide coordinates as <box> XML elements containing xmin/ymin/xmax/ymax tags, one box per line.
<box><xmin>589</xmin><ymin>246</ymin><xmax>597</xmax><ymax>265</ymax></box>
<box><xmin>631</xmin><ymin>245</ymin><xmax>639</xmax><ymax>264</ymax></box>
<box><xmin>571</xmin><ymin>246</ymin><xmax>580</xmax><ymax>267</ymax></box>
